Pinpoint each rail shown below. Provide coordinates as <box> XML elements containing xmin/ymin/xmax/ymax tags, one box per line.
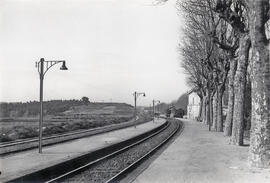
<box><xmin>0</xmin><ymin>118</ymin><xmax>151</xmax><ymax>155</ymax></box>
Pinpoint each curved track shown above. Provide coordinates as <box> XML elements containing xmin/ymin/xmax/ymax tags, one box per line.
<box><xmin>6</xmin><ymin>119</ymin><xmax>181</xmax><ymax>183</ymax></box>
<box><xmin>105</xmin><ymin>120</ymin><xmax>181</xmax><ymax>183</ymax></box>
<box><xmin>44</xmin><ymin>119</ymin><xmax>181</xmax><ymax>183</ymax></box>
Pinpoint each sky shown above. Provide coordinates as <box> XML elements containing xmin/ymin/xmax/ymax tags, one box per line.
<box><xmin>0</xmin><ymin>0</ymin><xmax>188</xmax><ymax>106</ymax></box>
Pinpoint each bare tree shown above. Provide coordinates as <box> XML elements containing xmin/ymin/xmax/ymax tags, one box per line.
<box><xmin>180</xmin><ymin>0</ymin><xmax>217</xmax><ymax>128</ymax></box>
<box><xmin>180</xmin><ymin>0</ymin><xmax>234</xmax><ymax>133</ymax></box>
<box><xmin>248</xmin><ymin>0</ymin><xmax>270</xmax><ymax>168</ymax></box>
<box><xmin>160</xmin><ymin>0</ymin><xmax>270</xmax><ymax>168</ymax></box>
<box><xmin>215</xmin><ymin>0</ymin><xmax>270</xmax><ymax>168</ymax></box>
<box><xmin>214</xmin><ymin>0</ymin><xmax>251</xmax><ymax>145</ymax></box>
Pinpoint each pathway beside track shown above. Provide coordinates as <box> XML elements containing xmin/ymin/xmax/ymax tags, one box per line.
<box><xmin>0</xmin><ymin>118</ymin><xmax>165</xmax><ymax>182</ymax></box>
<box><xmin>134</xmin><ymin>119</ymin><xmax>270</xmax><ymax>183</ymax></box>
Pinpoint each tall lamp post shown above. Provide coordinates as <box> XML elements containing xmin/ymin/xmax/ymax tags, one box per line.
<box><xmin>152</xmin><ymin>100</ymin><xmax>160</xmax><ymax>123</ymax></box>
<box><xmin>36</xmin><ymin>58</ymin><xmax>68</xmax><ymax>153</ymax></box>
<box><xmin>133</xmin><ymin>91</ymin><xmax>146</xmax><ymax>128</ymax></box>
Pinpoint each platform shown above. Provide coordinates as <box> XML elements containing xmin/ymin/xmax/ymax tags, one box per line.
<box><xmin>134</xmin><ymin>119</ymin><xmax>270</xmax><ymax>183</ymax></box>
<box><xmin>0</xmin><ymin>118</ymin><xmax>165</xmax><ymax>182</ymax></box>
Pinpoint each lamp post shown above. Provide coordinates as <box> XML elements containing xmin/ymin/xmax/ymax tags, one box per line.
<box><xmin>36</xmin><ymin>58</ymin><xmax>68</xmax><ymax>153</ymax></box>
<box><xmin>156</xmin><ymin>101</ymin><xmax>161</xmax><ymax>119</ymax></box>
<box><xmin>133</xmin><ymin>91</ymin><xmax>146</xmax><ymax>128</ymax></box>
<box><xmin>152</xmin><ymin>100</ymin><xmax>160</xmax><ymax>123</ymax></box>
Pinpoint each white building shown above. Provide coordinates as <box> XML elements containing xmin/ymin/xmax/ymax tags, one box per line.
<box><xmin>187</xmin><ymin>92</ymin><xmax>201</xmax><ymax>120</ymax></box>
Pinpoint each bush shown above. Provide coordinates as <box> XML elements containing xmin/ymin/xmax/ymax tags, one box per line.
<box><xmin>0</xmin><ymin>126</ymin><xmax>38</xmax><ymax>142</ymax></box>
<box><xmin>43</xmin><ymin>125</ymin><xmax>66</xmax><ymax>136</ymax></box>
<box><xmin>0</xmin><ymin>134</ymin><xmax>13</xmax><ymax>142</ymax></box>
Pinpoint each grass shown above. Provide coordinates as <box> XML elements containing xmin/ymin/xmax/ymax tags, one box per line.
<box><xmin>0</xmin><ymin>116</ymin><xmax>133</xmax><ymax>142</ymax></box>
<box><xmin>0</xmin><ymin>103</ymin><xmax>154</xmax><ymax>142</ymax></box>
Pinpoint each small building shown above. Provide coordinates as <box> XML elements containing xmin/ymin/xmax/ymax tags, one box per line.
<box><xmin>187</xmin><ymin>91</ymin><xmax>200</xmax><ymax>120</ymax></box>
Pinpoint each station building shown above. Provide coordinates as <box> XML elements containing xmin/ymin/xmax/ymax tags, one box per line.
<box><xmin>187</xmin><ymin>91</ymin><xmax>200</xmax><ymax>120</ymax></box>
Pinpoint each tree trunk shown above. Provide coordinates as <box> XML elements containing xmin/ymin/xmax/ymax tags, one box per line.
<box><xmin>248</xmin><ymin>0</ymin><xmax>270</xmax><ymax>168</ymax></box>
<box><xmin>212</xmin><ymin>92</ymin><xmax>218</xmax><ymax>131</ymax></box>
<box><xmin>198</xmin><ymin>95</ymin><xmax>203</xmax><ymax>122</ymax></box>
<box><xmin>217</xmin><ymin>85</ymin><xmax>225</xmax><ymax>132</ymax></box>
<box><xmin>205</xmin><ymin>99</ymin><xmax>209</xmax><ymax>125</ymax></box>
<box><xmin>209</xmin><ymin>95</ymin><xmax>213</xmax><ymax>131</ymax></box>
<box><xmin>231</xmin><ymin>34</ymin><xmax>251</xmax><ymax>145</ymax></box>
<box><xmin>202</xmin><ymin>95</ymin><xmax>207</xmax><ymax>123</ymax></box>
<box><xmin>224</xmin><ymin>59</ymin><xmax>237</xmax><ymax>136</ymax></box>
<box><xmin>244</xmin><ymin>74</ymin><xmax>252</xmax><ymax>130</ymax></box>
<box><xmin>204</xmin><ymin>95</ymin><xmax>208</xmax><ymax>124</ymax></box>
<box><xmin>203</xmin><ymin>95</ymin><xmax>208</xmax><ymax>122</ymax></box>
<box><xmin>206</xmin><ymin>89</ymin><xmax>211</xmax><ymax>130</ymax></box>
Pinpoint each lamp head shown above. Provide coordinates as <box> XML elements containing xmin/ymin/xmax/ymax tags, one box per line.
<box><xmin>60</xmin><ymin>61</ymin><xmax>68</xmax><ymax>70</ymax></box>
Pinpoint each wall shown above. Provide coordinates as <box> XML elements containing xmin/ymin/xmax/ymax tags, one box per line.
<box><xmin>187</xmin><ymin>92</ymin><xmax>200</xmax><ymax>120</ymax></box>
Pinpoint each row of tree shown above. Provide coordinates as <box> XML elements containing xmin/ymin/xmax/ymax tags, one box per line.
<box><xmin>178</xmin><ymin>0</ymin><xmax>269</xmax><ymax>168</ymax></box>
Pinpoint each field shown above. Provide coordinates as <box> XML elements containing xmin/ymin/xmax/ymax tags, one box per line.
<box><xmin>0</xmin><ymin>103</ymin><xmax>136</xmax><ymax>142</ymax></box>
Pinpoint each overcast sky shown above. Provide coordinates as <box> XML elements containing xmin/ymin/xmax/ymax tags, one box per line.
<box><xmin>0</xmin><ymin>0</ymin><xmax>188</xmax><ymax>106</ymax></box>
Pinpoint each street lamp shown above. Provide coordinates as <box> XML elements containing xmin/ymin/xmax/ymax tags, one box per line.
<box><xmin>152</xmin><ymin>100</ymin><xmax>160</xmax><ymax>123</ymax></box>
<box><xmin>156</xmin><ymin>101</ymin><xmax>161</xmax><ymax>119</ymax></box>
<box><xmin>133</xmin><ymin>91</ymin><xmax>146</xmax><ymax>128</ymax></box>
<box><xmin>36</xmin><ymin>58</ymin><xmax>68</xmax><ymax>153</ymax></box>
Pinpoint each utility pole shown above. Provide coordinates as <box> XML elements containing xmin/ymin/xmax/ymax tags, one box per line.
<box><xmin>152</xmin><ymin>100</ymin><xmax>160</xmax><ymax>123</ymax></box>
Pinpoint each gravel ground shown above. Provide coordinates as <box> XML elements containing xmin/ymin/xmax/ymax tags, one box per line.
<box><xmin>59</xmin><ymin>121</ymin><xmax>178</xmax><ymax>183</ymax></box>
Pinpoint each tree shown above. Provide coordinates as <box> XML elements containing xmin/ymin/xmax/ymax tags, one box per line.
<box><xmin>224</xmin><ymin>58</ymin><xmax>237</xmax><ymax>136</ymax></box>
<box><xmin>248</xmin><ymin>0</ymin><xmax>270</xmax><ymax>168</ymax></box>
<box><xmin>180</xmin><ymin>0</ymin><xmax>231</xmax><ymax>132</ymax></box>
<box><xmin>81</xmin><ymin>97</ymin><xmax>90</xmax><ymax>105</ymax></box>
<box><xmin>215</xmin><ymin>0</ymin><xmax>270</xmax><ymax>168</ymax></box>
<box><xmin>162</xmin><ymin>0</ymin><xmax>270</xmax><ymax>168</ymax></box>
<box><xmin>214</xmin><ymin>0</ymin><xmax>251</xmax><ymax>145</ymax></box>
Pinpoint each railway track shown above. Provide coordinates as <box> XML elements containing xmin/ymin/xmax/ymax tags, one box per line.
<box><xmin>0</xmin><ymin>118</ymin><xmax>148</xmax><ymax>155</ymax></box>
<box><xmin>8</xmin><ymin>119</ymin><xmax>181</xmax><ymax>183</ymax></box>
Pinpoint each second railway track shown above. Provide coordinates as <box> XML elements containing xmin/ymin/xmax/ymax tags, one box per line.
<box><xmin>53</xmin><ymin>119</ymin><xmax>181</xmax><ymax>183</ymax></box>
<box><xmin>7</xmin><ymin>118</ymin><xmax>181</xmax><ymax>183</ymax></box>
<box><xmin>8</xmin><ymin>119</ymin><xmax>182</xmax><ymax>183</ymax></box>
<box><xmin>0</xmin><ymin>118</ymin><xmax>149</xmax><ymax>155</ymax></box>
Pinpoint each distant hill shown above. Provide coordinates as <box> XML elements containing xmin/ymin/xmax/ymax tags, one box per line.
<box><xmin>0</xmin><ymin>100</ymin><xmax>133</xmax><ymax>118</ymax></box>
